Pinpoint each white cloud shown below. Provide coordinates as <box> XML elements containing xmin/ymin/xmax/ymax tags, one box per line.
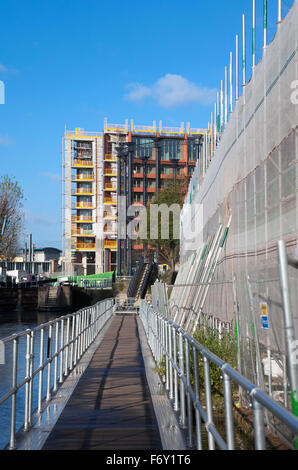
<box><xmin>42</xmin><ymin>172</ymin><xmax>61</xmax><ymax>183</ymax></box>
<box><xmin>125</xmin><ymin>83</ymin><xmax>152</xmax><ymax>102</ymax></box>
<box><xmin>0</xmin><ymin>63</ymin><xmax>18</xmax><ymax>75</ymax></box>
<box><xmin>0</xmin><ymin>136</ymin><xmax>13</xmax><ymax>146</ymax></box>
<box><xmin>125</xmin><ymin>74</ymin><xmax>216</xmax><ymax>108</ymax></box>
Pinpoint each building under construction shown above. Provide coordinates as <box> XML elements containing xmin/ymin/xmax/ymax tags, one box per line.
<box><xmin>63</xmin><ymin>120</ymin><xmax>208</xmax><ymax>276</ymax></box>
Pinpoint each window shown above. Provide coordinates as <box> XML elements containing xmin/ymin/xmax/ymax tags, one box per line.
<box><xmin>160</xmin><ymin>139</ymin><xmax>182</xmax><ymax>161</ymax></box>
<box><xmin>162</xmin><ymin>166</ymin><xmax>173</xmax><ymax>175</ymax></box>
<box><xmin>133</xmin><ymin>164</ymin><xmax>142</xmax><ymax>174</ymax></box>
<box><xmin>187</xmin><ymin>140</ymin><xmax>198</xmax><ymax>161</ymax></box>
<box><xmin>133</xmin><ymin>193</ymin><xmax>143</xmax><ymax>203</ymax></box>
<box><xmin>133</xmin><ymin>137</ymin><xmax>154</xmax><ymax>159</ymax></box>
<box><xmin>133</xmin><ymin>179</ymin><xmax>142</xmax><ymax>188</ymax></box>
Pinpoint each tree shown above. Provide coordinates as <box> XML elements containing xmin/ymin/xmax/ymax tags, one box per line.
<box><xmin>138</xmin><ymin>176</ymin><xmax>189</xmax><ymax>279</ymax></box>
<box><xmin>0</xmin><ymin>175</ymin><xmax>24</xmax><ymax>260</ymax></box>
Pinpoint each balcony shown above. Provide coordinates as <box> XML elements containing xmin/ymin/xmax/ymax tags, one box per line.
<box><xmin>72</xmin><ymin>174</ymin><xmax>94</xmax><ymax>181</ymax></box>
<box><xmin>104</xmin><ymin>197</ymin><xmax>117</xmax><ymax>205</ymax></box>
<box><xmin>72</xmin><ymin>158</ymin><xmax>94</xmax><ymax>168</ymax></box>
<box><xmin>104</xmin><ymin>184</ymin><xmax>117</xmax><ymax>191</ymax></box>
<box><xmin>72</xmin><ymin>230</ymin><xmax>95</xmax><ymax>237</ymax></box>
<box><xmin>104</xmin><ymin>212</ymin><xmax>117</xmax><ymax>220</ymax></box>
<box><xmin>72</xmin><ymin>202</ymin><xmax>95</xmax><ymax>209</ymax></box>
<box><xmin>104</xmin><ymin>240</ymin><xmax>117</xmax><ymax>249</ymax></box>
<box><xmin>104</xmin><ymin>154</ymin><xmax>117</xmax><ymax>162</ymax></box>
<box><xmin>75</xmin><ymin>243</ymin><xmax>96</xmax><ymax>251</ymax></box>
<box><xmin>72</xmin><ymin>215</ymin><xmax>93</xmax><ymax>223</ymax></box>
<box><xmin>72</xmin><ymin>188</ymin><xmax>94</xmax><ymax>195</ymax></box>
<box><xmin>104</xmin><ymin>169</ymin><xmax>117</xmax><ymax>176</ymax></box>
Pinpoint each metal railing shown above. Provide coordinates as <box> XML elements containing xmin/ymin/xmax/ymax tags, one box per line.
<box><xmin>80</xmin><ymin>279</ymin><xmax>113</xmax><ymax>289</ymax></box>
<box><xmin>72</xmin><ymin>174</ymin><xmax>94</xmax><ymax>181</ymax></box>
<box><xmin>114</xmin><ymin>297</ymin><xmax>138</xmax><ymax>313</ymax></box>
<box><xmin>0</xmin><ymin>298</ymin><xmax>114</xmax><ymax>450</ymax></box>
<box><xmin>140</xmin><ymin>301</ymin><xmax>298</xmax><ymax>450</ymax></box>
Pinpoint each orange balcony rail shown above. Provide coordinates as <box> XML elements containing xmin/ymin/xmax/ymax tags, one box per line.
<box><xmin>75</xmin><ymin>243</ymin><xmax>96</xmax><ymax>250</ymax></box>
<box><xmin>104</xmin><ymin>155</ymin><xmax>117</xmax><ymax>161</ymax></box>
<box><xmin>73</xmin><ymin>174</ymin><xmax>94</xmax><ymax>180</ymax></box>
<box><xmin>104</xmin><ymin>185</ymin><xmax>117</xmax><ymax>190</ymax></box>
<box><xmin>72</xmin><ymin>215</ymin><xmax>93</xmax><ymax>222</ymax></box>
<box><xmin>104</xmin><ymin>197</ymin><xmax>117</xmax><ymax>204</ymax></box>
<box><xmin>104</xmin><ymin>240</ymin><xmax>117</xmax><ymax>248</ymax></box>
<box><xmin>72</xmin><ymin>188</ymin><xmax>94</xmax><ymax>195</ymax></box>
<box><xmin>72</xmin><ymin>158</ymin><xmax>94</xmax><ymax>167</ymax></box>
<box><xmin>72</xmin><ymin>230</ymin><xmax>94</xmax><ymax>236</ymax></box>
<box><xmin>73</xmin><ymin>202</ymin><xmax>94</xmax><ymax>208</ymax></box>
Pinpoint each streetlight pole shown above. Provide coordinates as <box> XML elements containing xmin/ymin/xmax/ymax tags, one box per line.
<box><xmin>154</xmin><ymin>138</ymin><xmax>163</xmax><ymax>268</ymax></box>
<box><xmin>116</xmin><ymin>141</ymin><xmax>135</xmax><ymax>276</ymax></box>
<box><xmin>140</xmin><ymin>153</ymin><xmax>150</xmax><ymax>256</ymax></box>
<box><xmin>116</xmin><ymin>147</ymin><xmax>123</xmax><ymax>276</ymax></box>
<box><xmin>127</xmin><ymin>142</ymin><xmax>134</xmax><ymax>276</ymax></box>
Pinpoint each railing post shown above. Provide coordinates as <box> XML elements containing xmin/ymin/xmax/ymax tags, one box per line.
<box><xmin>28</xmin><ymin>331</ymin><xmax>34</xmax><ymax>428</ymax></box>
<box><xmin>179</xmin><ymin>330</ymin><xmax>186</xmax><ymax>428</ymax></box>
<box><xmin>53</xmin><ymin>322</ymin><xmax>59</xmax><ymax>391</ymax></box>
<box><xmin>9</xmin><ymin>336</ymin><xmax>18</xmax><ymax>449</ymax></box>
<box><xmin>203</xmin><ymin>356</ymin><xmax>215</xmax><ymax>449</ymax></box>
<box><xmin>46</xmin><ymin>324</ymin><xmax>53</xmax><ymax>402</ymax></box>
<box><xmin>192</xmin><ymin>345</ymin><xmax>203</xmax><ymax>450</ymax></box>
<box><xmin>24</xmin><ymin>331</ymin><xmax>31</xmax><ymax>431</ymax></box>
<box><xmin>64</xmin><ymin>317</ymin><xmax>70</xmax><ymax>376</ymax></box>
<box><xmin>223</xmin><ymin>368</ymin><xmax>235</xmax><ymax>450</ymax></box>
<box><xmin>38</xmin><ymin>327</ymin><xmax>45</xmax><ymax>413</ymax></box>
<box><xmin>165</xmin><ymin>320</ymin><xmax>170</xmax><ymax>391</ymax></box>
<box><xmin>252</xmin><ymin>395</ymin><xmax>266</xmax><ymax>450</ymax></box>
<box><xmin>59</xmin><ymin>319</ymin><xmax>64</xmax><ymax>383</ymax></box>
<box><xmin>74</xmin><ymin>313</ymin><xmax>79</xmax><ymax>365</ymax></box>
<box><xmin>168</xmin><ymin>323</ymin><xmax>174</xmax><ymax>400</ymax></box>
<box><xmin>173</xmin><ymin>327</ymin><xmax>179</xmax><ymax>411</ymax></box>
<box><xmin>185</xmin><ymin>338</ymin><xmax>193</xmax><ymax>447</ymax></box>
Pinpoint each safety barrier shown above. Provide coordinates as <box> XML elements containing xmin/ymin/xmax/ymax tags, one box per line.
<box><xmin>140</xmin><ymin>300</ymin><xmax>298</xmax><ymax>450</ymax></box>
<box><xmin>0</xmin><ymin>298</ymin><xmax>114</xmax><ymax>450</ymax></box>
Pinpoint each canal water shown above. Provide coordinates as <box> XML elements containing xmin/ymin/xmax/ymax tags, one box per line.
<box><xmin>0</xmin><ymin>305</ymin><xmax>66</xmax><ymax>449</ymax></box>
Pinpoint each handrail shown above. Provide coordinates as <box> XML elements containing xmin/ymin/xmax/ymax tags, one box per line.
<box><xmin>0</xmin><ymin>299</ymin><xmax>114</xmax><ymax>450</ymax></box>
<box><xmin>140</xmin><ymin>301</ymin><xmax>298</xmax><ymax>450</ymax></box>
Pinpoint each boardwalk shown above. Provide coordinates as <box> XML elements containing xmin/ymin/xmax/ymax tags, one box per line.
<box><xmin>42</xmin><ymin>315</ymin><xmax>162</xmax><ymax>450</ymax></box>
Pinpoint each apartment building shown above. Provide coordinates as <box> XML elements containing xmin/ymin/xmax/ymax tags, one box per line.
<box><xmin>63</xmin><ymin>120</ymin><xmax>207</xmax><ymax>276</ymax></box>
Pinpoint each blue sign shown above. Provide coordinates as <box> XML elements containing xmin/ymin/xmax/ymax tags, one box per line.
<box><xmin>260</xmin><ymin>316</ymin><xmax>269</xmax><ymax>329</ymax></box>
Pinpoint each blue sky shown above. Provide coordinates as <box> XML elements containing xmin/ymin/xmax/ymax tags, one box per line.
<box><xmin>0</xmin><ymin>0</ymin><xmax>294</xmax><ymax>250</ymax></box>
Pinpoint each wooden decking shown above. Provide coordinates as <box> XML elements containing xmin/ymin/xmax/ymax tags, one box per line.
<box><xmin>42</xmin><ymin>316</ymin><xmax>162</xmax><ymax>450</ymax></box>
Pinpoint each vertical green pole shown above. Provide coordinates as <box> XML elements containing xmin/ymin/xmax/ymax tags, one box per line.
<box><xmin>291</xmin><ymin>391</ymin><xmax>298</xmax><ymax>449</ymax></box>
